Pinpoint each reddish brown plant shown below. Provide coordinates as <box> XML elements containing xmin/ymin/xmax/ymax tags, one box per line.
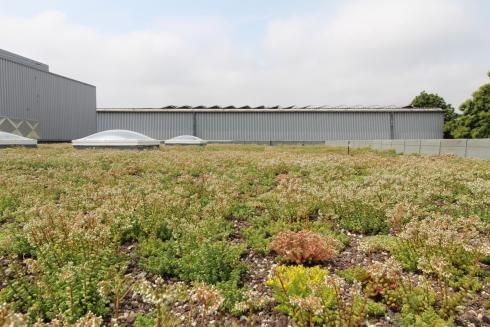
<box><xmin>270</xmin><ymin>230</ymin><xmax>339</xmax><ymax>264</ymax></box>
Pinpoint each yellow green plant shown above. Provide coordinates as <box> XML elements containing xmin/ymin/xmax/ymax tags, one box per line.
<box><xmin>266</xmin><ymin>265</ymin><xmax>371</xmax><ymax>327</ymax></box>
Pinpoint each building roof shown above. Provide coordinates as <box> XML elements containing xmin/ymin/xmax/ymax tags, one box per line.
<box><xmin>97</xmin><ymin>105</ymin><xmax>443</xmax><ymax>113</ymax></box>
<box><xmin>0</xmin><ymin>48</ymin><xmax>96</xmax><ymax>88</ymax></box>
<box><xmin>0</xmin><ymin>48</ymin><xmax>49</xmax><ymax>72</ymax></box>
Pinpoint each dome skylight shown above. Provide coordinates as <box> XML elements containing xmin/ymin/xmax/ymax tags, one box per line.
<box><xmin>164</xmin><ymin>135</ymin><xmax>207</xmax><ymax>145</ymax></box>
<box><xmin>0</xmin><ymin>131</ymin><xmax>37</xmax><ymax>147</ymax></box>
<box><xmin>72</xmin><ymin>130</ymin><xmax>160</xmax><ymax>148</ymax></box>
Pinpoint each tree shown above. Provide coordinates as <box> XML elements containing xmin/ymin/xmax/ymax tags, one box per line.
<box><xmin>411</xmin><ymin>91</ymin><xmax>457</xmax><ymax>138</ymax></box>
<box><xmin>451</xmin><ymin>73</ymin><xmax>490</xmax><ymax>139</ymax></box>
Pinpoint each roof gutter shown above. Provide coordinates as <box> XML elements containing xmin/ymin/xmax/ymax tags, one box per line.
<box><xmin>97</xmin><ymin>108</ymin><xmax>444</xmax><ymax>113</ymax></box>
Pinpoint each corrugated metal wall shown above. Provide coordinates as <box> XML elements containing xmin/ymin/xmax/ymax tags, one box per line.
<box><xmin>0</xmin><ymin>57</ymin><xmax>96</xmax><ymax>141</ymax></box>
<box><xmin>97</xmin><ymin>112</ymin><xmax>193</xmax><ymax>140</ymax></box>
<box><xmin>97</xmin><ymin>111</ymin><xmax>443</xmax><ymax>141</ymax></box>
<box><xmin>97</xmin><ymin>112</ymin><xmax>194</xmax><ymax>139</ymax></box>
<box><xmin>0</xmin><ymin>49</ymin><xmax>49</xmax><ymax>72</ymax></box>
<box><xmin>197</xmin><ymin>112</ymin><xmax>391</xmax><ymax>140</ymax></box>
<box><xmin>393</xmin><ymin>112</ymin><xmax>444</xmax><ymax>139</ymax></box>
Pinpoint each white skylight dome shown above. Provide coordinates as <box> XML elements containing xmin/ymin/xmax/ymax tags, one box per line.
<box><xmin>72</xmin><ymin>130</ymin><xmax>160</xmax><ymax>148</ymax></box>
<box><xmin>164</xmin><ymin>135</ymin><xmax>207</xmax><ymax>145</ymax></box>
<box><xmin>0</xmin><ymin>131</ymin><xmax>37</xmax><ymax>147</ymax></box>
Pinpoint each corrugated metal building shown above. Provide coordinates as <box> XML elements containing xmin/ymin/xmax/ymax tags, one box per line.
<box><xmin>97</xmin><ymin>106</ymin><xmax>444</xmax><ymax>141</ymax></box>
<box><xmin>1</xmin><ymin>49</ymin><xmax>444</xmax><ymax>142</ymax></box>
<box><xmin>0</xmin><ymin>49</ymin><xmax>96</xmax><ymax>141</ymax></box>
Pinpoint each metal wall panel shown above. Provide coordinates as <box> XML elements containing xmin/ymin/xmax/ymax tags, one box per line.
<box><xmin>97</xmin><ymin>111</ymin><xmax>443</xmax><ymax>141</ymax></box>
<box><xmin>196</xmin><ymin>112</ymin><xmax>392</xmax><ymax>141</ymax></box>
<box><xmin>96</xmin><ymin>111</ymin><xmax>449</xmax><ymax>141</ymax></box>
<box><xmin>97</xmin><ymin>112</ymin><xmax>194</xmax><ymax>139</ymax></box>
<box><xmin>393</xmin><ymin>112</ymin><xmax>443</xmax><ymax>139</ymax></box>
<box><xmin>0</xmin><ymin>57</ymin><xmax>96</xmax><ymax>141</ymax></box>
<box><xmin>0</xmin><ymin>49</ymin><xmax>49</xmax><ymax>72</ymax></box>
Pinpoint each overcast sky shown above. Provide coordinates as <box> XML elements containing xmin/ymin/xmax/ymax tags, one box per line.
<box><xmin>0</xmin><ymin>0</ymin><xmax>489</xmax><ymax>108</ymax></box>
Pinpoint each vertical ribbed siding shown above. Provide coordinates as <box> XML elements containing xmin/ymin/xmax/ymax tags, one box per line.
<box><xmin>0</xmin><ymin>58</ymin><xmax>38</xmax><ymax>120</ymax></box>
<box><xmin>393</xmin><ymin>112</ymin><xmax>444</xmax><ymax>139</ymax></box>
<box><xmin>0</xmin><ymin>58</ymin><xmax>96</xmax><ymax>141</ymax></box>
<box><xmin>97</xmin><ymin>112</ymin><xmax>193</xmax><ymax>140</ymax></box>
<box><xmin>96</xmin><ymin>111</ymin><xmax>443</xmax><ymax>141</ymax></box>
<box><xmin>196</xmin><ymin>112</ymin><xmax>391</xmax><ymax>141</ymax></box>
<box><xmin>0</xmin><ymin>49</ymin><xmax>49</xmax><ymax>72</ymax></box>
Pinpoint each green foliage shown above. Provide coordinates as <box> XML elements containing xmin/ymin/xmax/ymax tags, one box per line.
<box><xmin>336</xmin><ymin>267</ymin><xmax>369</xmax><ymax>284</ymax></box>
<box><xmin>400</xmin><ymin>307</ymin><xmax>454</xmax><ymax>327</ymax></box>
<box><xmin>140</xmin><ymin>234</ymin><xmax>245</xmax><ymax>285</ymax></box>
<box><xmin>398</xmin><ymin>284</ymin><xmax>436</xmax><ymax>322</ymax></box>
<box><xmin>216</xmin><ymin>278</ymin><xmax>245</xmax><ymax>314</ymax></box>
<box><xmin>266</xmin><ymin>265</ymin><xmax>371</xmax><ymax>326</ymax></box>
<box><xmin>392</xmin><ymin>215</ymin><xmax>487</xmax><ymax>278</ymax></box>
<box><xmin>364</xmin><ymin>300</ymin><xmax>386</xmax><ymax>317</ymax></box>
<box><xmin>237</xmin><ymin>168</ymin><xmax>276</xmax><ymax>196</ymax></box>
<box><xmin>0</xmin><ymin>253</ymin><xmax>120</xmax><ymax>324</ymax></box>
<box><xmin>139</xmin><ymin>228</ymin><xmax>246</xmax><ymax>312</ymax></box>
<box><xmin>178</xmin><ymin>240</ymin><xmax>245</xmax><ymax>284</ymax></box>
<box><xmin>411</xmin><ymin>91</ymin><xmax>457</xmax><ymax>138</ymax></box>
<box><xmin>227</xmin><ymin>201</ymin><xmax>256</xmax><ymax>220</ymax></box>
<box><xmin>139</xmin><ymin>238</ymin><xmax>178</xmax><ymax>275</ymax></box>
<box><xmin>1</xmin><ymin>144</ymin><xmax>489</xmax><ymax>325</ymax></box>
<box><xmin>134</xmin><ymin>308</ymin><xmax>180</xmax><ymax>327</ymax></box>
<box><xmin>1</xmin><ymin>231</ymin><xmax>34</xmax><ymax>257</ymax></box>
<box><xmin>364</xmin><ymin>257</ymin><xmax>474</xmax><ymax>326</ymax></box>
<box><xmin>260</xmin><ymin>194</ymin><xmax>325</xmax><ymax>223</ymax></box>
<box><xmin>397</xmin><ymin>279</ymin><xmax>461</xmax><ymax>326</ymax></box>
<box><xmin>333</xmin><ymin>201</ymin><xmax>389</xmax><ymax>235</ymax></box>
<box><xmin>0</xmin><ymin>206</ymin><xmax>126</xmax><ymax>323</ymax></box>
<box><xmin>451</xmin><ymin>74</ymin><xmax>490</xmax><ymax>138</ymax></box>
<box><xmin>0</xmin><ymin>194</ymin><xmax>19</xmax><ymax>222</ymax></box>
<box><xmin>359</xmin><ymin>235</ymin><xmax>398</xmax><ymax>254</ymax></box>
<box><xmin>134</xmin><ymin>313</ymin><xmax>155</xmax><ymax>327</ymax></box>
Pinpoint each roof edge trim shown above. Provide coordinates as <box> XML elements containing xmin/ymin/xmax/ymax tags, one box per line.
<box><xmin>97</xmin><ymin>107</ymin><xmax>444</xmax><ymax>113</ymax></box>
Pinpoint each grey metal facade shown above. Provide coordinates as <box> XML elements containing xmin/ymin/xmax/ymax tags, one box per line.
<box><xmin>0</xmin><ymin>49</ymin><xmax>49</xmax><ymax>72</ymax></box>
<box><xmin>0</xmin><ymin>49</ymin><xmax>444</xmax><ymax>142</ymax></box>
<box><xmin>393</xmin><ymin>112</ymin><xmax>444</xmax><ymax>139</ymax></box>
<box><xmin>97</xmin><ymin>112</ymin><xmax>194</xmax><ymax>139</ymax></box>
<box><xmin>0</xmin><ymin>49</ymin><xmax>96</xmax><ymax>141</ymax></box>
<box><xmin>97</xmin><ymin>109</ymin><xmax>444</xmax><ymax>141</ymax></box>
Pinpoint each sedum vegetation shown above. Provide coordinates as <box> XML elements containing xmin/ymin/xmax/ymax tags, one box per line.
<box><xmin>0</xmin><ymin>144</ymin><xmax>489</xmax><ymax>326</ymax></box>
<box><xmin>269</xmin><ymin>230</ymin><xmax>339</xmax><ymax>264</ymax></box>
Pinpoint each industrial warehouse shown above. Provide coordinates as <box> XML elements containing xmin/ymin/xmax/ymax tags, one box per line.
<box><xmin>1</xmin><ymin>49</ymin><xmax>444</xmax><ymax>142</ymax></box>
<box><xmin>97</xmin><ymin>106</ymin><xmax>443</xmax><ymax>141</ymax></box>
<box><xmin>0</xmin><ymin>49</ymin><xmax>96</xmax><ymax>141</ymax></box>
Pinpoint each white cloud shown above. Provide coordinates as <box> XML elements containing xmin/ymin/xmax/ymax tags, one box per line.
<box><xmin>0</xmin><ymin>0</ymin><xmax>488</xmax><ymax>107</ymax></box>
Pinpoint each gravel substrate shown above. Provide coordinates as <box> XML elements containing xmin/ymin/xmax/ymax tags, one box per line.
<box><xmin>112</xmin><ymin>231</ymin><xmax>490</xmax><ymax>326</ymax></box>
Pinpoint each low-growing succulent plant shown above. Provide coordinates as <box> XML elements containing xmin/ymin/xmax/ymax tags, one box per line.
<box><xmin>269</xmin><ymin>230</ymin><xmax>339</xmax><ymax>264</ymax></box>
<box><xmin>0</xmin><ymin>144</ymin><xmax>489</xmax><ymax>326</ymax></box>
<box><xmin>266</xmin><ymin>265</ymin><xmax>373</xmax><ymax>326</ymax></box>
